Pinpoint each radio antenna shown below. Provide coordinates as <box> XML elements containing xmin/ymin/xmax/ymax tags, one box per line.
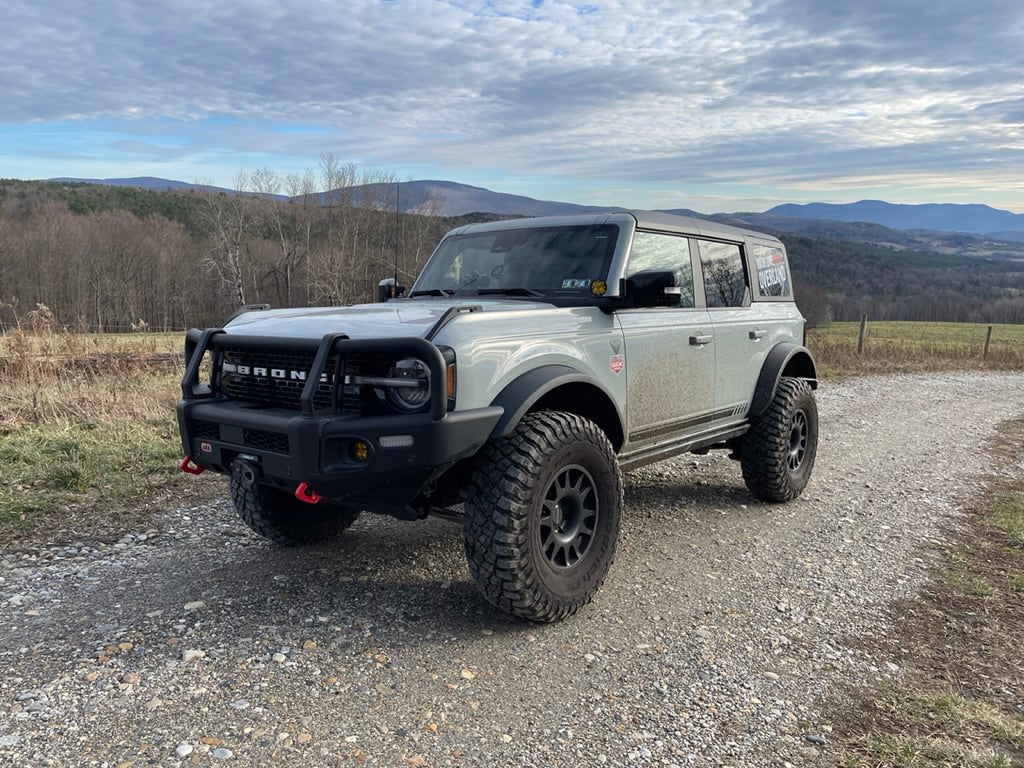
<box><xmin>392</xmin><ymin>182</ymin><xmax>401</xmax><ymax>298</ymax></box>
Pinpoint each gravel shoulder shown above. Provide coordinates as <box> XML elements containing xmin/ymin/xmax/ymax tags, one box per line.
<box><xmin>2</xmin><ymin>371</ymin><xmax>1023</xmax><ymax>767</ymax></box>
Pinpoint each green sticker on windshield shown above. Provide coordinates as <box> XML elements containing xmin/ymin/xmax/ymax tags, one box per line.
<box><xmin>561</xmin><ymin>279</ymin><xmax>592</xmax><ymax>289</ymax></box>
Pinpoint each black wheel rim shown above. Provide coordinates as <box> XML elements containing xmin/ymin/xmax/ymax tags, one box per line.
<box><xmin>538</xmin><ymin>464</ymin><xmax>599</xmax><ymax>569</ymax></box>
<box><xmin>788</xmin><ymin>410</ymin><xmax>808</xmax><ymax>470</ymax></box>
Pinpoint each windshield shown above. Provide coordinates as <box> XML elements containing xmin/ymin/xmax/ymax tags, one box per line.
<box><xmin>413</xmin><ymin>224</ymin><xmax>619</xmax><ymax>296</ymax></box>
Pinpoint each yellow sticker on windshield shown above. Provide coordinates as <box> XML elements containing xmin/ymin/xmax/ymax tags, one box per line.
<box><xmin>591</xmin><ymin>280</ymin><xmax>607</xmax><ymax>296</ymax></box>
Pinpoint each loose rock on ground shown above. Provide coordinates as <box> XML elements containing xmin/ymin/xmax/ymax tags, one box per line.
<box><xmin>1</xmin><ymin>372</ymin><xmax>1022</xmax><ymax>767</ymax></box>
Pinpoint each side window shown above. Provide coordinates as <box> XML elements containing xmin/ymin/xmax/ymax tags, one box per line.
<box><xmin>751</xmin><ymin>243</ymin><xmax>791</xmax><ymax>298</ymax></box>
<box><xmin>626</xmin><ymin>231</ymin><xmax>695</xmax><ymax>308</ymax></box>
<box><xmin>697</xmin><ymin>240</ymin><xmax>747</xmax><ymax>308</ymax></box>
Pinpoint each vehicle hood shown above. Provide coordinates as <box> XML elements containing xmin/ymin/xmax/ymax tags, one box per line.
<box><xmin>223</xmin><ymin>299</ymin><xmax>555</xmax><ymax>340</ymax></box>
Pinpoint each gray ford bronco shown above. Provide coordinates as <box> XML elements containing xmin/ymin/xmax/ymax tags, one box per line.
<box><xmin>178</xmin><ymin>211</ymin><xmax>818</xmax><ymax>622</ymax></box>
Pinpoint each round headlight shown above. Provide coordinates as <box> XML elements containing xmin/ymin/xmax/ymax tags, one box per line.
<box><xmin>387</xmin><ymin>358</ymin><xmax>431</xmax><ymax>411</ymax></box>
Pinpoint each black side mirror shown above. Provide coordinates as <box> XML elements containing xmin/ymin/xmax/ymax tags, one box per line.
<box><xmin>377</xmin><ymin>278</ymin><xmax>406</xmax><ymax>302</ymax></box>
<box><xmin>623</xmin><ymin>269</ymin><xmax>683</xmax><ymax>308</ymax></box>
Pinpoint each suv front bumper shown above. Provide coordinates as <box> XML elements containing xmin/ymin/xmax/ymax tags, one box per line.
<box><xmin>177</xmin><ymin>399</ymin><xmax>502</xmax><ymax>514</ymax></box>
<box><xmin>177</xmin><ymin>329</ymin><xmax>502</xmax><ymax>515</ymax></box>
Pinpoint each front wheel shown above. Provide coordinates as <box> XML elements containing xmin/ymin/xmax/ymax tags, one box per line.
<box><xmin>740</xmin><ymin>376</ymin><xmax>818</xmax><ymax>502</ymax></box>
<box><xmin>463</xmin><ymin>412</ymin><xmax>622</xmax><ymax>622</ymax></box>
<box><xmin>229</xmin><ymin>462</ymin><xmax>360</xmax><ymax>546</ymax></box>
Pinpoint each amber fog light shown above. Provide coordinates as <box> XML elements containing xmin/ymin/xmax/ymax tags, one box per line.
<box><xmin>351</xmin><ymin>440</ymin><xmax>370</xmax><ymax>462</ymax></box>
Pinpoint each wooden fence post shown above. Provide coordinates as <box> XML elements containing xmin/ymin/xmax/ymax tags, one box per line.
<box><xmin>857</xmin><ymin>314</ymin><xmax>868</xmax><ymax>354</ymax></box>
<box><xmin>983</xmin><ymin>325</ymin><xmax>993</xmax><ymax>359</ymax></box>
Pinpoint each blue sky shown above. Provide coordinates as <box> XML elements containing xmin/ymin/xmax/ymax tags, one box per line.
<box><xmin>2</xmin><ymin>0</ymin><xmax>1023</xmax><ymax>213</ymax></box>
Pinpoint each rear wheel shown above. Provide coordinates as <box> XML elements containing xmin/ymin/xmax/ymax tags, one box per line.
<box><xmin>741</xmin><ymin>377</ymin><xmax>818</xmax><ymax>502</ymax></box>
<box><xmin>463</xmin><ymin>412</ymin><xmax>622</xmax><ymax>622</ymax></box>
<box><xmin>229</xmin><ymin>462</ymin><xmax>359</xmax><ymax>545</ymax></box>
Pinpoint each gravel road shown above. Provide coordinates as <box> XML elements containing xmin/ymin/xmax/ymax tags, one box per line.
<box><xmin>2</xmin><ymin>372</ymin><xmax>1023</xmax><ymax>768</ymax></box>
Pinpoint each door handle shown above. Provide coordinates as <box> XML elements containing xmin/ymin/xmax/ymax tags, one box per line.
<box><xmin>689</xmin><ymin>334</ymin><xmax>713</xmax><ymax>346</ymax></box>
<box><xmin>749</xmin><ymin>329</ymin><xmax>767</xmax><ymax>340</ymax></box>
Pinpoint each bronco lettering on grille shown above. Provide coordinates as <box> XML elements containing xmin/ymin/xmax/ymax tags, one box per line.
<box><xmin>222</xmin><ymin>362</ymin><xmax>332</xmax><ymax>383</ymax></box>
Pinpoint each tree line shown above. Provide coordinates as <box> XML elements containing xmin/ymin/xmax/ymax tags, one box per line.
<box><xmin>0</xmin><ymin>156</ymin><xmax>454</xmax><ymax>332</ymax></box>
<box><xmin>1</xmin><ymin>168</ymin><xmax>1023</xmax><ymax>332</ymax></box>
<box><xmin>783</xmin><ymin>236</ymin><xmax>1024</xmax><ymax>326</ymax></box>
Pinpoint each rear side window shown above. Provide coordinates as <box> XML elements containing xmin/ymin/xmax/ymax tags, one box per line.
<box><xmin>751</xmin><ymin>243</ymin><xmax>791</xmax><ymax>298</ymax></box>
<box><xmin>697</xmin><ymin>240</ymin><xmax>747</xmax><ymax>308</ymax></box>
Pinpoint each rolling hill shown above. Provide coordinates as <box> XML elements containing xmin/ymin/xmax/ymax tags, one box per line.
<box><xmin>9</xmin><ymin>176</ymin><xmax>1024</xmax><ymax>327</ymax></box>
<box><xmin>45</xmin><ymin>176</ymin><xmax>1024</xmax><ymax>242</ymax></box>
<box><xmin>767</xmin><ymin>200</ymin><xmax>1024</xmax><ymax>238</ymax></box>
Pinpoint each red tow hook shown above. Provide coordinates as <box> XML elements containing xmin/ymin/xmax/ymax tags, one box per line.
<box><xmin>294</xmin><ymin>482</ymin><xmax>322</xmax><ymax>505</ymax></box>
<box><xmin>179</xmin><ymin>456</ymin><xmax>205</xmax><ymax>475</ymax></box>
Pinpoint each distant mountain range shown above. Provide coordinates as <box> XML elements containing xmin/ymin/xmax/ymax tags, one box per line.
<box><xmin>48</xmin><ymin>176</ymin><xmax>231</xmax><ymax>195</ymax></box>
<box><xmin>764</xmin><ymin>200</ymin><xmax>1024</xmax><ymax>240</ymax></box>
<box><xmin>45</xmin><ymin>176</ymin><xmax>1024</xmax><ymax>240</ymax></box>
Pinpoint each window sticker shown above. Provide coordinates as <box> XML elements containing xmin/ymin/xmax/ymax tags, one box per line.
<box><xmin>753</xmin><ymin>246</ymin><xmax>790</xmax><ymax>297</ymax></box>
<box><xmin>561</xmin><ymin>278</ymin><xmax>592</xmax><ymax>289</ymax></box>
<box><xmin>591</xmin><ymin>280</ymin><xmax>607</xmax><ymax>296</ymax></box>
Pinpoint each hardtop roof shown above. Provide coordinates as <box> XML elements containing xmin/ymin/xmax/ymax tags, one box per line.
<box><xmin>447</xmin><ymin>210</ymin><xmax>782</xmax><ymax>246</ymax></box>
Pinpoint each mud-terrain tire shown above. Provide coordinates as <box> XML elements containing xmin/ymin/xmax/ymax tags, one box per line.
<box><xmin>229</xmin><ymin>465</ymin><xmax>359</xmax><ymax>546</ymax></box>
<box><xmin>741</xmin><ymin>376</ymin><xmax>818</xmax><ymax>502</ymax></box>
<box><xmin>463</xmin><ymin>411</ymin><xmax>622</xmax><ymax>622</ymax></box>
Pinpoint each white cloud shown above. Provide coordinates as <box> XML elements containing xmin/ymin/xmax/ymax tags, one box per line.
<box><xmin>2</xmin><ymin>0</ymin><xmax>1023</xmax><ymax>210</ymax></box>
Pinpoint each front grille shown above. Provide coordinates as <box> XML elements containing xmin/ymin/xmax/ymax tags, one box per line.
<box><xmin>341</xmin><ymin>384</ymin><xmax>364</xmax><ymax>414</ymax></box>
<box><xmin>219</xmin><ymin>346</ymin><xmax>365</xmax><ymax>413</ymax></box>
<box><xmin>220</xmin><ymin>346</ymin><xmax>331</xmax><ymax>410</ymax></box>
<box><xmin>243</xmin><ymin>428</ymin><xmax>289</xmax><ymax>454</ymax></box>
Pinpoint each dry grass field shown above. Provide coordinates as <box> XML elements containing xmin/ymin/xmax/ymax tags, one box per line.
<box><xmin>1</xmin><ymin>319</ymin><xmax>1022</xmax><ymax>541</ymax></box>
<box><xmin>0</xmin><ymin>324</ymin><xmax>191</xmax><ymax>541</ymax></box>
<box><xmin>808</xmin><ymin>320</ymin><xmax>1024</xmax><ymax>376</ymax></box>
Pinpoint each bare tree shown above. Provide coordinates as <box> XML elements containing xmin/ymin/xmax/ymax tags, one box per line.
<box><xmin>285</xmin><ymin>169</ymin><xmax>317</xmax><ymax>306</ymax></box>
<box><xmin>794</xmin><ymin>279</ymin><xmax>830</xmax><ymax>327</ymax></box>
<box><xmin>312</xmin><ymin>154</ymin><xmax>358</xmax><ymax>305</ymax></box>
<box><xmin>197</xmin><ymin>171</ymin><xmax>254</xmax><ymax>307</ymax></box>
<box><xmin>402</xmin><ymin>186</ymin><xmax>445</xmax><ymax>282</ymax></box>
<box><xmin>251</xmin><ymin>167</ymin><xmax>318</xmax><ymax>307</ymax></box>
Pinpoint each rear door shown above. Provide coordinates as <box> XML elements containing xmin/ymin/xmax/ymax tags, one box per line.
<box><xmin>693</xmin><ymin>237</ymin><xmax>765</xmax><ymax>423</ymax></box>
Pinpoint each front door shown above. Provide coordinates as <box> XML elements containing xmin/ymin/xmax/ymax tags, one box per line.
<box><xmin>616</xmin><ymin>231</ymin><xmax>715</xmax><ymax>447</ymax></box>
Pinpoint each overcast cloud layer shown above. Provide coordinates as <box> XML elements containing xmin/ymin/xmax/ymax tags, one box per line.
<box><xmin>2</xmin><ymin>0</ymin><xmax>1023</xmax><ymax>212</ymax></box>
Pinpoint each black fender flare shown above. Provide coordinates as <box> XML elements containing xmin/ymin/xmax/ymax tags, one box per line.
<box><xmin>750</xmin><ymin>343</ymin><xmax>818</xmax><ymax>418</ymax></box>
<box><xmin>488</xmin><ymin>364</ymin><xmax>624</xmax><ymax>446</ymax></box>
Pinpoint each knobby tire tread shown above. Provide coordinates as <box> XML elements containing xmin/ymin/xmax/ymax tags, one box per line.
<box><xmin>463</xmin><ymin>411</ymin><xmax>622</xmax><ymax>623</ymax></box>
<box><xmin>230</xmin><ymin>474</ymin><xmax>359</xmax><ymax>546</ymax></box>
<box><xmin>741</xmin><ymin>377</ymin><xmax>817</xmax><ymax>502</ymax></box>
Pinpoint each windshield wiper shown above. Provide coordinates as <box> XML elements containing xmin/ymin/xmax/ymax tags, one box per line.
<box><xmin>410</xmin><ymin>288</ymin><xmax>454</xmax><ymax>297</ymax></box>
<box><xmin>474</xmin><ymin>288</ymin><xmax>546</xmax><ymax>297</ymax></box>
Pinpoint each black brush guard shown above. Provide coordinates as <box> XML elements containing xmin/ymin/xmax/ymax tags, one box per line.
<box><xmin>176</xmin><ymin>329</ymin><xmax>502</xmax><ymax>517</ymax></box>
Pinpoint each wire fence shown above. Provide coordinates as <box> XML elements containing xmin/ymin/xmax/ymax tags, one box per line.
<box><xmin>807</xmin><ymin>319</ymin><xmax>1024</xmax><ymax>374</ymax></box>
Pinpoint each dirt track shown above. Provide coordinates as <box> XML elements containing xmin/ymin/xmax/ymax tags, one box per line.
<box><xmin>2</xmin><ymin>371</ymin><xmax>1023</xmax><ymax>767</ymax></box>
